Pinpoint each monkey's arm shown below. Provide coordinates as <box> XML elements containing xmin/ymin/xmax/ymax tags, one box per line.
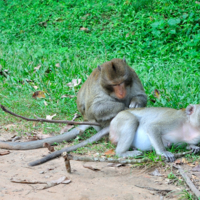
<box><xmin>29</xmin><ymin>126</ymin><xmax>109</xmax><ymax>166</ymax></box>
<box><xmin>129</xmin><ymin>94</ymin><xmax>147</xmax><ymax>108</ymax></box>
<box><xmin>129</xmin><ymin>77</ymin><xmax>147</xmax><ymax>108</ymax></box>
<box><xmin>89</xmin><ymin>100</ymin><xmax>125</xmax><ymax>123</ymax></box>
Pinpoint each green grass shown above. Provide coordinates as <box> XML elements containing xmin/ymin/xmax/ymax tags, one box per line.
<box><xmin>0</xmin><ymin>0</ymin><xmax>200</xmax><ymax>158</ymax></box>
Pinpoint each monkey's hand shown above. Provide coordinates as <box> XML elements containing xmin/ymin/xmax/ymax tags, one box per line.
<box><xmin>129</xmin><ymin>101</ymin><xmax>141</xmax><ymax>108</ymax></box>
<box><xmin>187</xmin><ymin>145</ymin><xmax>200</xmax><ymax>154</ymax></box>
<box><xmin>161</xmin><ymin>151</ymin><xmax>175</xmax><ymax>162</ymax></box>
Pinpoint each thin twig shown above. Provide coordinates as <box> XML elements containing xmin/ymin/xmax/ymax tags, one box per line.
<box><xmin>173</xmin><ymin>165</ymin><xmax>200</xmax><ymax>198</ymax></box>
<box><xmin>135</xmin><ymin>185</ymin><xmax>172</xmax><ymax>193</ymax></box>
<box><xmin>61</xmin><ymin>150</ymin><xmax>194</xmax><ymax>165</ymax></box>
<box><xmin>0</xmin><ymin>104</ymin><xmax>100</xmax><ymax>126</ymax></box>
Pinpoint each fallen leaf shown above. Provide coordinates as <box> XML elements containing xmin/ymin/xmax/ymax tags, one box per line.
<box><xmin>83</xmin><ymin>165</ymin><xmax>100</xmax><ymax>171</ymax></box>
<box><xmin>55</xmin><ymin>18</ymin><xmax>64</xmax><ymax>22</ymax></box>
<box><xmin>192</xmin><ymin>165</ymin><xmax>200</xmax><ymax>172</ymax></box>
<box><xmin>174</xmin><ymin>159</ymin><xmax>183</xmax><ymax>165</ymax></box>
<box><xmin>72</xmin><ymin>113</ymin><xmax>81</xmax><ymax>121</ymax></box>
<box><xmin>41</xmin><ymin>176</ymin><xmax>71</xmax><ymax>189</ymax></box>
<box><xmin>104</xmin><ymin>149</ymin><xmax>115</xmax><ymax>156</ymax></box>
<box><xmin>32</xmin><ymin>91</ymin><xmax>45</xmax><ymax>98</ymax></box>
<box><xmin>61</xmin><ymin>94</ymin><xmax>75</xmax><ymax>98</ymax></box>
<box><xmin>149</xmin><ymin>169</ymin><xmax>163</xmax><ymax>177</ymax></box>
<box><xmin>33</xmin><ymin>86</ymin><xmax>38</xmax><ymax>90</ymax></box>
<box><xmin>34</xmin><ymin>65</ymin><xmax>41</xmax><ymax>71</ymax></box>
<box><xmin>0</xmin><ymin>150</ymin><xmax>10</xmax><ymax>156</ymax></box>
<box><xmin>79</xmin><ymin>27</ymin><xmax>90</xmax><ymax>32</ymax></box>
<box><xmin>46</xmin><ymin>114</ymin><xmax>56</xmax><ymax>120</ymax></box>
<box><xmin>43</xmin><ymin>143</ymin><xmax>55</xmax><ymax>152</ymax></box>
<box><xmin>55</xmin><ymin>63</ymin><xmax>60</xmax><ymax>67</ymax></box>
<box><xmin>60</xmin><ymin>125</ymin><xmax>74</xmax><ymax>134</ymax></box>
<box><xmin>154</xmin><ymin>89</ymin><xmax>160</xmax><ymax>99</ymax></box>
<box><xmin>67</xmin><ymin>79</ymin><xmax>82</xmax><ymax>87</ymax></box>
<box><xmin>107</xmin><ymin>163</ymin><xmax>125</xmax><ymax>167</ymax></box>
<box><xmin>44</xmin><ymin>101</ymin><xmax>48</xmax><ymax>106</ymax></box>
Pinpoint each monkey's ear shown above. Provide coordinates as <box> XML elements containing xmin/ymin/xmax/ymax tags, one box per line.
<box><xmin>123</xmin><ymin>56</ymin><xmax>126</xmax><ymax>63</ymax></box>
<box><xmin>186</xmin><ymin>104</ymin><xmax>195</xmax><ymax>115</ymax></box>
<box><xmin>98</xmin><ymin>65</ymin><xmax>101</xmax><ymax>71</ymax></box>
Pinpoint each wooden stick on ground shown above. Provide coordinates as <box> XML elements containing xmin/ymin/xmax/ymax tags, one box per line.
<box><xmin>60</xmin><ymin>150</ymin><xmax>194</xmax><ymax>165</ymax></box>
<box><xmin>173</xmin><ymin>165</ymin><xmax>200</xmax><ymax>199</ymax></box>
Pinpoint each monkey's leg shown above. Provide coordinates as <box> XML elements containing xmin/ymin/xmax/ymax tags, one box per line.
<box><xmin>29</xmin><ymin>126</ymin><xmax>109</xmax><ymax>166</ymax></box>
<box><xmin>0</xmin><ymin>125</ymin><xmax>91</xmax><ymax>150</ymax></box>
<box><xmin>147</xmin><ymin>127</ymin><xmax>175</xmax><ymax>162</ymax></box>
<box><xmin>111</xmin><ymin>112</ymin><xmax>142</xmax><ymax>158</ymax></box>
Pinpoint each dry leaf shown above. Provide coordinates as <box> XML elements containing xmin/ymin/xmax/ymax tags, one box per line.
<box><xmin>67</xmin><ymin>79</ymin><xmax>82</xmax><ymax>87</ymax></box>
<box><xmin>83</xmin><ymin>165</ymin><xmax>101</xmax><ymax>171</ymax></box>
<box><xmin>44</xmin><ymin>101</ymin><xmax>48</xmax><ymax>106</ymax></box>
<box><xmin>34</xmin><ymin>65</ymin><xmax>41</xmax><ymax>71</ymax></box>
<box><xmin>46</xmin><ymin>114</ymin><xmax>56</xmax><ymax>120</ymax></box>
<box><xmin>41</xmin><ymin>176</ymin><xmax>71</xmax><ymax>189</ymax></box>
<box><xmin>43</xmin><ymin>143</ymin><xmax>55</xmax><ymax>152</ymax></box>
<box><xmin>60</xmin><ymin>125</ymin><xmax>74</xmax><ymax>134</ymax></box>
<box><xmin>107</xmin><ymin>163</ymin><xmax>125</xmax><ymax>167</ymax></box>
<box><xmin>154</xmin><ymin>89</ymin><xmax>160</xmax><ymax>99</ymax></box>
<box><xmin>55</xmin><ymin>63</ymin><xmax>60</xmax><ymax>67</ymax></box>
<box><xmin>79</xmin><ymin>27</ymin><xmax>89</xmax><ymax>32</ymax></box>
<box><xmin>192</xmin><ymin>165</ymin><xmax>200</xmax><ymax>172</ymax></box>
<box><xmin>33</xmin><ymin>86</ymin><xmax>38</xmax><ymax>90</ymax></box>
<box><xmin>149</xmin><ymin>169</ymin><xmax>163</xmax><ymax>177</ymax></box>
<box><xmin>195</xmin><ymin>1</ymin><xmax>200</xmax><ymax>5</ymax></box>
<box><xmin>32</xmin><ymin>91</ymin><xmax>45</xmax><ymax>98</ymax></box>
<box><xmin>174</xmin><ymin>159</ymin><xmax>183</xmax><ymax>165</ymax></box>
<box><xmin>104</xmin><ymin>149</ymin><xmax>115</xmax><ymax>156</ymax></box>
<box><xmin>61</xmin><ymin>94</ymin><xmax>75</xmax><ymax>98</ymax></box>
<box><xmin>72</xmin><ymin>113</ymin><xmax>81</xmax><ymax>121</ymax></box>
<box><xmin>0</xmin><ymin>150</ymin><xmax>10</xmax><ymax>156</ymax></box>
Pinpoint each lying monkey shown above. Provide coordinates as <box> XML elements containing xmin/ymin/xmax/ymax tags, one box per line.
<box><xmin>29</xmin><ymin>104</ymin><xmax>200</xmax><ymax>166</ymax></box>
<box><xmin>110</xmin><ymin>104</ymin><xmax>200</xmax><ymax>162</ymax></box>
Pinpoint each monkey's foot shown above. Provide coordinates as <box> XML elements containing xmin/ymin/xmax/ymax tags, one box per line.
<box><xmin>187</xmin><ymin>145</ymin><xmax>200</xmax><ymax>154</ymax></box>
<box><xmin>120</xmin><ymin>150</ymin><xmax>142</xmax><ymax>158</ymax></box>
<box><xmin>162</xmin><ymin>151</ymin><xmax>175</xmax><ymax>162</ymax></box>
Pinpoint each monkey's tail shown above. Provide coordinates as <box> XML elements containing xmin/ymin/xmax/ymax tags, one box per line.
<box><xmin>29</xmin><ymin>126</ymin><xmax>109</xmax><ymax>166</ymax></box>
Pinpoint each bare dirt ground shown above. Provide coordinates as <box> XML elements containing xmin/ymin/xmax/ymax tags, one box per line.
<box><xmin>0</xmin><ymin>129</ymin><xmax>197</xmax><ymax>200</ymax></box>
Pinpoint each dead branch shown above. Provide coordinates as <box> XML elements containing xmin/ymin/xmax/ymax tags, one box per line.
<box><xmin>62</xmin><ymin>152</ymin><xmax>71</xmax><ymax>173</ymax></box>
<box><xmin>59</xmin><ymin>150</ymin><xmax>194</xmax><ymax>165</ymax></box>
<box><xmin>135</xmin><ymin>185</ymin><xmax>172</xmax><ymax>193</ymax></box>
<box><xmin>173</xmin><ymin>165</ymin><xmax>200</xmax><ymax>199</ymax></box>
<box><xmin>0</xmin><ymin>125</ymin><xmax>91</xmax><ymax>150</ymax></box>
<box><xmin>29</xmin><ymin>127</ymin><xmax>110</xmax><ymax>166</ymax></box>
<box><xmin>0</xmin><ymin>104</ymin><xmax>100</xmax><ymax>126</ymax></box>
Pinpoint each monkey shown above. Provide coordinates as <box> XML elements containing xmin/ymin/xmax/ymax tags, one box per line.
<box><xmin>109</xmin><ymin>104</ymin><xmax>200</xmax><ymax>162</ymax></box>
<box><xmin>0</xmin><ymin>58</ymin><xmax>147</xmax><ymax>151</ymax></box>
<box><xmin>77</xmin><ymin>58</ymin><xmax>147</xmax><ymax>128</ymax></box>
<box><xmin>29</xmin><ymin>104</ymin><xmax>200</xmax><ymax>166</ymax></box>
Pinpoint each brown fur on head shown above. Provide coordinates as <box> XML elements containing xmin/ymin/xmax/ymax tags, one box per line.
<box><xmin>99</xmin><ymin>59</ymin><xmax>133</xmax><ymax>93</ymax></box>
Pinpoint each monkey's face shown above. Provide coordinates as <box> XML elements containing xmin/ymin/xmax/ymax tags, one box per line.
<box><xmin>99</xmin><ymin>59</ymin><xmax>132</xmax><ymax>100</ymax></box>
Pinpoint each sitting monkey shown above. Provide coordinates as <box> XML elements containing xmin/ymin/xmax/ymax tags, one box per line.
<box><xmin>110</xmin><ymin>104</ymin><xmax>200</xmax><ymax>162</ymax></box>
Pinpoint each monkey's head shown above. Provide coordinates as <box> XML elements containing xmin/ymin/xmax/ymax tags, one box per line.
<box><xmin>98</xmin><ymin>58</ymin><xmax>133</xmax><ymax>100</ymax></box>
<box><xmin>186</xmin><ymin>104</ymin><xmax>200</xmax><ymax>128</ymax></box>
